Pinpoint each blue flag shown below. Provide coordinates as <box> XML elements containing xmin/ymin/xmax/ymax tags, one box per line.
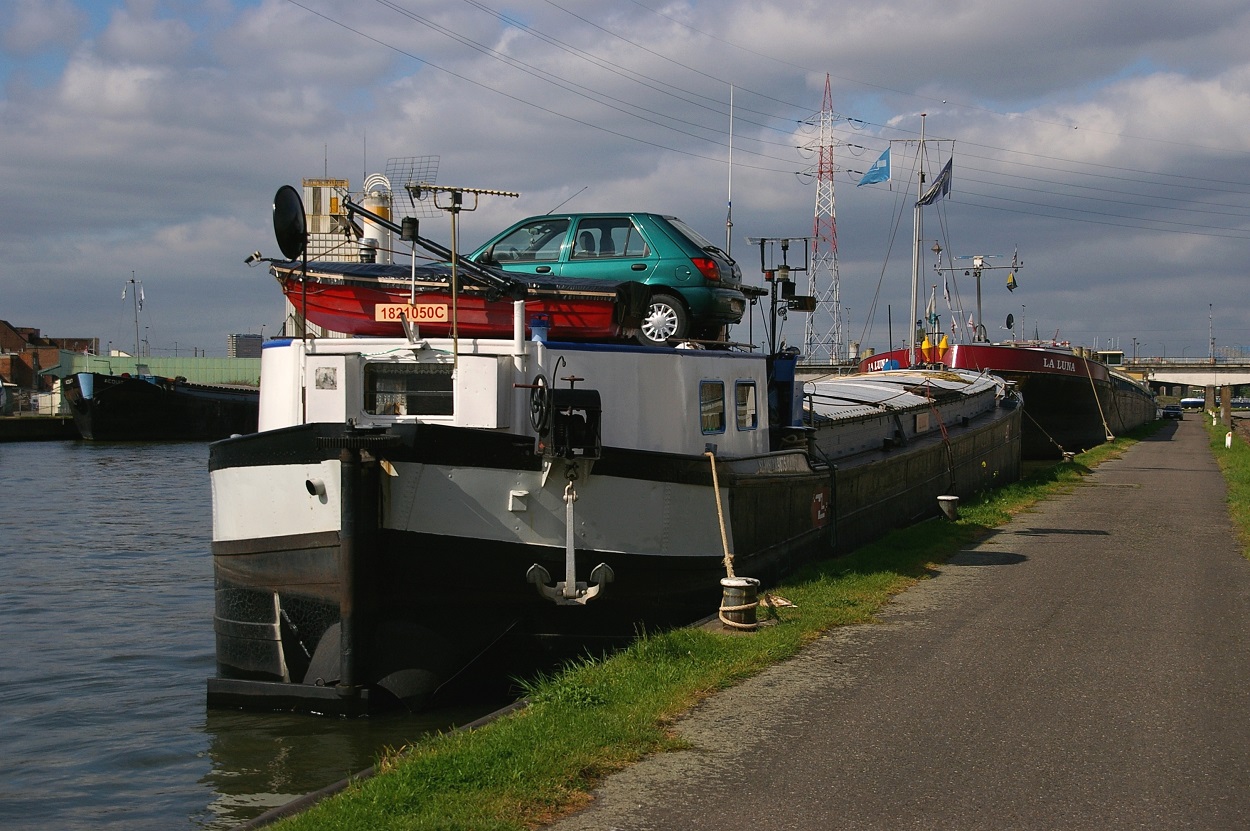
<box><xmin>916</xmin><ymin>158</ymin><xmax>953</xmax><ymax>206</ymax></box>
<box><xmin>857</xmin><ymin>148</ymin><xmax>891</xmax><ymax>187</ymax></box>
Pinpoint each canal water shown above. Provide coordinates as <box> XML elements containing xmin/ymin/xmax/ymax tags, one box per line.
<box><xmin>0</xmin><ymin>441</ymin><xmax>500</xmax><ymax>830</ymax></box>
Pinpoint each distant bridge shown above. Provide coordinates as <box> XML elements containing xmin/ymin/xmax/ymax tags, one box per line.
<box><xmin>796</xmin><ymin>357</ymin><xmax>1250</xmax><ymax>395</ymax></box>
<box><xmin>1118</xmin><ymin>359</ymin><xmax>1250</xmax><ymax>392</ymax></box>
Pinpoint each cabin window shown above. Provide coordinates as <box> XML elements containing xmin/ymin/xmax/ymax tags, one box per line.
<box><xmin>363</xmin><ymin>362</ymin><xmax>453</xmax><ymax>416</ymax></box>
<box><xmin>699</xmin><ymin>380</ymin><xmax>726</xmax><ymax>434</ymax></box>
<box><xmin>735</xmin><ymin>381</ymin><xmax>758</xmax><ymax>430</ymax></box>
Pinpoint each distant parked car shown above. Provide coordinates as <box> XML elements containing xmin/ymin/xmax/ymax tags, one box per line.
<box><xmin>470</xmin><ymin>212</ymin><xmax>747</xmax><ymax>345</ymax></box>
<box><xmin>1162</xmin><ymin>404</ymin><xmax>1184</xmax><ymax>420</ymax></box>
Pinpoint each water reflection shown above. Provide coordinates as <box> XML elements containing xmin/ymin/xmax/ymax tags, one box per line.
<box><xmin>198</xmin><ymin>702</ymin><xmax>506</xmax><ymax>828</ymax></box>
<box><xmin>0</xmin><ymin>440</ymin><xmax>518</xmax><ymax>831</ymax></box>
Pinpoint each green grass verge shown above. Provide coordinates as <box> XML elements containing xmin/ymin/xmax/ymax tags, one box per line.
<box><xmin>272</xmin><ymin>426</ymin><xmax>1157</xmax><ymax>831</ymax></box>
<box><xmin>1207</xmin><ymin>419</ymin><xmax>1250</xmax><ymax>558</ymax></box>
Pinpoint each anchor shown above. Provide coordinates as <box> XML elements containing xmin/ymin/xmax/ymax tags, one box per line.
<box><xmin>523</xmin><ymin>371</ymin><xmax>611</xmax><ymax>604</ymax></box>
<box><xmin>525</xmin><ymin>460</ymin><xmax>613</xmax><ymax>605</ymax></box>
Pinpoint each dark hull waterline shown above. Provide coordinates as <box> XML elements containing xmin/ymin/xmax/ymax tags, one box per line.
<box><xmin>63</xmin><ymin>372</ymin><xmax>258</xmax><ymax>441</ymax></box>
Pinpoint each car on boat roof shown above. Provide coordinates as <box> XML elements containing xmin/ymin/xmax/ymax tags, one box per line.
<box><xmin>468</xmin><ymin>212</ymin><xmax>746</xmax><ymax>345</ymax></box>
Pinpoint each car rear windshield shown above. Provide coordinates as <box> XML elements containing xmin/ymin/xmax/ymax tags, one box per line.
<box><xmin>665</xmin><ymin>217</ymin><xmax>717</xmax><ymax>252</ymax></box>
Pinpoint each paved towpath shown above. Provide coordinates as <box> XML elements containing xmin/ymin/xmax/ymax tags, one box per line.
<box><xmin>547</xmin><ymin>418</ymin><xmax>1250</xmax><ymax>830</ymax></box>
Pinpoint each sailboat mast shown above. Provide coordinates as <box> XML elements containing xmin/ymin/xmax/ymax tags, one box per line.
<box><xmin>909</xmin><ymin>115</ymin><xmax>926</xmax><ymax>366</ymax></box>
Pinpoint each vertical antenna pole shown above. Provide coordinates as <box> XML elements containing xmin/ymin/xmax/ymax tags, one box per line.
<box><xmin>726</xmin><ymin>84</ymin><xmax>733</xmax><ymax>256</ymax></box>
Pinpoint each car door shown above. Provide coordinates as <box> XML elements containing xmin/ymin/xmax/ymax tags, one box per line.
<box><xmin>560</xmin><ymin>216</ymin><xmax>658</xmax><ymax>284</ymax></box>
<box><xmin>478</xmin><ymin>217</ymin><xmax>570</xmax><ymax>277</ymax></box>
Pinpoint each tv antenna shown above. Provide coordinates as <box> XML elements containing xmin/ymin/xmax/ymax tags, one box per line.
<box><xmin>386</xmin><ymin>156</ymin><xmax>441</xmax><ymax>218</ymax></box>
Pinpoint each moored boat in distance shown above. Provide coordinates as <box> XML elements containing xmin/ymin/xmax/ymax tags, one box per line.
<box><xmin>206</xmin><ymin>306</ymin><xmax>1021</xmax><ymax>715</ymax></box>
<box><xmin>63</xmin><ymin>371</ymin><xmax>258</xmax><ymax>441</ymax></box>
<box><xmin>852</xmin><ymin>115</ymin><xmax>1156</xmax><ymax>461</ymax></box>
<box><xmin>859</xmin><ymin>340</ymin><xmax>1156</xmax><ymax>459</ymax></box>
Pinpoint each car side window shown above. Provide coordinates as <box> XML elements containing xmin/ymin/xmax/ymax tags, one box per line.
<box><xmin>617</xmin><ymin>223</ymin><xmax>649</xmax><ymax>257</ymax></box>
<box><xmin>489</xmin><ymin>218</ymin><xmax>569</xmax><ymax>262</ymax></box>
<box><xmin>572</xmin><ymin>219</ymin><xmax>650</xmax><ymax>259</ymax></box>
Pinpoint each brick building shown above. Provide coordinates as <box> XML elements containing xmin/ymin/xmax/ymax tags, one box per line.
<box><xmin>0</xmin><ymin>319</ymin><xmax>99</xmax><ymax>391</ymax></box>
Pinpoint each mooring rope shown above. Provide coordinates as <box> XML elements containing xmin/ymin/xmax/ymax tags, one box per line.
<box><xmin>718</xmin><ymin>600</ymin><xmax>759</xmax><ymax>630</ymax></box>
<box><xmin>1082</xmin><ymin>353</ymin><xmax>1115</xmax><ymax>441</ymax></box>
<box><xmin>922</xmin><ymin>379</ymin><xmax>957</xmax><ymax>492</ymax></box>
<box><xmin>705</xmin><ymin>450</ymin><xmax>734</xmax><ymax>579</ymax></box>
<box><xmin>1020</xmin><ymin>406</ymin><xmax>1066</xmax><ymax>457</ymax></box>
<box><xmin>706</xmin><ymin>450</ymin><xmax>760</xmax><ymax>630</ymax></box>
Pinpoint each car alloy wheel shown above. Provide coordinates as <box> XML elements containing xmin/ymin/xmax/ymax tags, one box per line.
<box><xmin>638</xmin><ymin>293</ymin><xmax>687</xmax><ymax>345</ymax></box>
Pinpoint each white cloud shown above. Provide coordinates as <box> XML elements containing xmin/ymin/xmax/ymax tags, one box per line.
<box><xmin>1</xmin><ymin>0</ymin><xmax>86</xmax><ymax>55</ymax></box>
<box><xmin>96</xmin><ymin>5</ymin><xmax>197</xmax><ymax>65</ymax></box>
<box><xmin>1</xmin><ymin>0</ymin><xmax>1247</xmax><ymax>356</ymax></box>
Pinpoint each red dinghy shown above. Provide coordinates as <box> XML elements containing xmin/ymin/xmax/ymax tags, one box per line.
<box><xmin>272</xmin><ymin>260</ymin><xmax>648</xmax><ymax>340</ymax></box>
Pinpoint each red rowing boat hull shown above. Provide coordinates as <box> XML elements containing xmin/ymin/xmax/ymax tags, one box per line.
<box><xmin>275</xmin><ymin>267</ymin><xmax>642</xmax><ymax>340</ymax></box>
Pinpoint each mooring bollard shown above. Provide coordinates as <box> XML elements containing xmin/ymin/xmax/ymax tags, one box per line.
<box><xmin>719</xmin><ymin>576</ymin><xmax>760</xmax><ymax>631</ymax></box>
<box><xmin>937</xmin><ymin>494</ymin><xmax>960</xmax><ymax>521</ymax></box>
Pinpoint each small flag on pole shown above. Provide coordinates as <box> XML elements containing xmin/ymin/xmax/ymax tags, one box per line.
<box><xmin>917</xmin><ymin>158</ymin><xmax>953</xmax><ymax>206</ymax></box>
<box><xmin>857</xmin><ymin>148</ymin><xmax>891</xmax><ymax>187</ymax></box>
<box><xmin>925</xmin><ymin>287</ymin><xmax>938</xmax><ymax>327</ymax></box>
<box><xmin>138</xmin><ymin>284</ymin><xmax>145</xmax><ymax>311</ymax></box>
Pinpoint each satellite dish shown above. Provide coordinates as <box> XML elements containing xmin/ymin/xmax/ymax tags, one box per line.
<box><xmin>1006</xmin><ymin>313</ymin><xmax>1015</xmax><ymax>330</ymax></box>
<box><xmin>273</xmin><ymin>185</ymin><xmax>307</xmax><ymax>260</ymax></box>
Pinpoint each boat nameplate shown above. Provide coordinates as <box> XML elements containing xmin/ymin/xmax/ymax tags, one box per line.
<box><xmin>374</xmin><ymin>303</ymin><xmax>450</xmax><ymax>323</ymax></box>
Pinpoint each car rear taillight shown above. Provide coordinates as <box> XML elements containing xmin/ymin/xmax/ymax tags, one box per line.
<box><xmin>691</xmin><ymin>257</ymin><xmax>720</xmax><ymax>282</ymax></box>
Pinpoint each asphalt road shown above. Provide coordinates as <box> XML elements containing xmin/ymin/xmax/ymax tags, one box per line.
<box><xmin>547</xmin><ymin>417</ymin><xmax>1250</xmax><ymax>830</ymax></box>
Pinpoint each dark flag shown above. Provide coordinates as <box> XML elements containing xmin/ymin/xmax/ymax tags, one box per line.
<box><xmin>916</xmin><ymin>158</ymin><xmax>953</xmax><ymax>206</ymax></box>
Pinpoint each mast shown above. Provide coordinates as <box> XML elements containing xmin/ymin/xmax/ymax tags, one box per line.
<box><xmin>909</xmin><ymin>115</ymin><xmax>926</xmax><ymax>367</ymax></box>
<box><xmin>725</xmin><ymin>84</ymin><xmax>733</xmax><ymax>256</ymax></box>
<box><xmin>129</xmin><ymin>272</ymin><xmax>141</xmax><ymax>359</ymax></box>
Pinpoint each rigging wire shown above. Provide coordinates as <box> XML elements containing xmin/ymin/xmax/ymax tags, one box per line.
<box><xmin>284</xmin><ymin>0</ymin><xmax>1250</xmax><ymax>241</ymax></box>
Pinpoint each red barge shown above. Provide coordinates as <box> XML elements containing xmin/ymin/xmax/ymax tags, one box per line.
<box><xmin>860</xmin><ymin>340</ymin><xmax>1157</xmax><ymax>459</ymax></box>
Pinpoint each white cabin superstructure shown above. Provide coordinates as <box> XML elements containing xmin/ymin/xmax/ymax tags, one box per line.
<box><xmin>258</xmin><ymin>334</ymin><xmax>775</xmax><ymax>459</ymax></box>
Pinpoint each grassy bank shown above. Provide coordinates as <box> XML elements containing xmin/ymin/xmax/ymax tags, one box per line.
<box><xmin>1208</xmin><ymin>418</ymin><xmax>1250</xmax><ymax>557</ymax></box>
<box><xmin>272</xmin><ymin>429</ymin><xmax>1157</xmax><ymax>831</ymax></box>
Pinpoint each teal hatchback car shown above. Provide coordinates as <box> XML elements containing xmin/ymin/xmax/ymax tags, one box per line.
<box><xmin>470</xmin><ymin>212</ymin><xmax>747</xmax><ymax>345</ymax></box>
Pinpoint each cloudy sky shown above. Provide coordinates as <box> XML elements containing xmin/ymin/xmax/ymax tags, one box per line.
<box><xmin>2</xmin><ymin>0</ymin><xmax>1247</xmax><ymax>359</ymax></box>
